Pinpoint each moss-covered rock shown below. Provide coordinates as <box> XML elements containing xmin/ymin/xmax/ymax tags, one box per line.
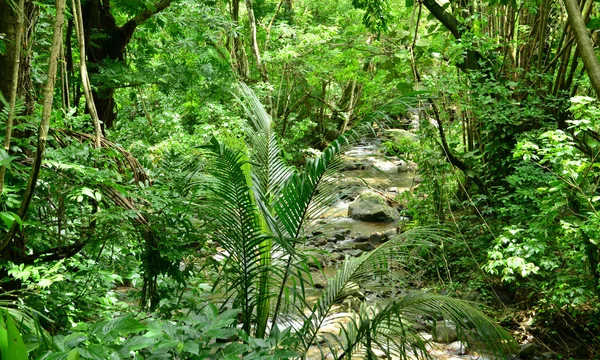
<box><xmin>348</xmin><ymin>192</ymin><xmax>400</xmax><ymax>222</ymax></box>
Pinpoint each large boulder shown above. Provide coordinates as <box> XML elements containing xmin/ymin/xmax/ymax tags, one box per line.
<box><xmin>348</xmin><ymin>192</ymin><xmax>400</xmax><ymax>222</ymax></box>
<box><xmin>386</xmin><ymin>129</ymin><xmax>418</xmax><ymax>144</ymax></box>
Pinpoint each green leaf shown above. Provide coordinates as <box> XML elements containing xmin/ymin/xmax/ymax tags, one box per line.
<box><xmin>5</xmin><ymin>311</ymin><xmax>27</xmax><ymax>360</ymax></box>
<box><xmin>67</xmin><ymin>349</ymin><xmax>80</xmax><ymax>360</ymax></box>
<box><xmin>0</xmin><ymin>212</ymin><xmax>21</xmax><ymax>230</ymax></box>
<box><xmin>395</xmin><ymin>82</ymin><xmax>413</xmax><ymax>93</ymax></box>
<box><xmin>101</xmin><ymin>315</ymin><xmax>145</xmax><ymax>337</ymax></box>
<box><xmin>121</xmin><ymin>336</ymin><xmax>155</xmax><ymax>351</ymax></box>
<box><xmin>405</xmin><ymin>0</ymin><xmax>414</xmax><ymax>6</ymax></box>
<box><xmin>0</xmin><ymin>149</ymin><xmax>17</xmax><ymax>169</ymax></box>
<box><xmin>0</xmin><ymin>312</ymin><xmax>8</xmax><ymax>358</ymax></box>
<box><xmin>586</xmin><ymin>18</ymin><xmax>600</xmax><ymax>29</ymax></box>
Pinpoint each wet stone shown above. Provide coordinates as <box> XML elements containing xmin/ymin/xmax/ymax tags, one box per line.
<box><xmin>369</xmin><ymin>232</ymin><xmax>384</xmax><ymax>245</ymax></box>
<box><xmin>354</xmin><ymin>242</ymin><xmax>375</xmax><ymax>251</ymax></box>
<box><xmin>353</xmin><ymin>235</ymin><xmax>370</xmax><ymax>242</ymax></box>
<box><xmin>314</xmin><ymin>237</ymin><xmax>328</xmax><ymax>246</ymax></box>
<box><xmin>434</xmin><ymin>323</ymin><xmax>458</xmax><ymax>343</ymax></box>
<box><xmin>519</xmin><ymin>343</ymin><xmax>537</xmax><ymax>358</ymax></box>
<box><xmin>445</xmin><ymin>341</ymin><xmax>468</xmax><ymax>355</ymax></box>
<box><xmin>383</xmin><ymin>228</ymin><xmax>397</xmax><ymax>239</ymax></box>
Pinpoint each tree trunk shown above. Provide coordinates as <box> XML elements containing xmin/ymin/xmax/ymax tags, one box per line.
<box><xmin>72</xmin><ymin>0</ymin><xmax>103</xmax><ymax>147</ymax></box>
<box><xmin>563</xmin><ymin>0</ymin><xmax>600</xmax><ymax>99</ymax></box>
<box><xmin>82</xmin><ymin>0</ymin><xmax>172</xmax><ymax>129</ymax></box>
<box><xmin>229</xmin><ymin>0</ymin><xmax>249</xmax><ymax>79</ymax></box>
<box><xmin>245</xmin><ymin>0</ymin><xmax>269</xmax><ymax>83</ymax></box>
<box><xmin>0</xmin><ymin>0</ymin><xmax>25</xmax><ymax>196</ymax></box>
<box><xmin>0</xmin><ymin>0</ymin><xmax>67</xmax><ymax>254</ymax></box>
<box><xmin>0</xmin><ymin>0</ymin><xmax>18</xmax><ymax>109</ymax></box>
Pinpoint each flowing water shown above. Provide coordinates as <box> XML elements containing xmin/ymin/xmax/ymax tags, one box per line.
<box><xmin>302</xmin><ymin>140</ymin><xmax>501</xmax><ymax>360</ymax></box>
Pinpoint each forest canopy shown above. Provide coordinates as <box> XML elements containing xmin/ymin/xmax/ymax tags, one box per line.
<box><xmin>1</xmin><ymin>0</ymin><xmax>600</xmax><ymax>357</ymax></box>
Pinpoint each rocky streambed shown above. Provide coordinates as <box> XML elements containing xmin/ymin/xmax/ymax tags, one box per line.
<box><xmin>300</xmin><ymin>138</ymin><xmax>527</xmax><ymax>360</ymax></box>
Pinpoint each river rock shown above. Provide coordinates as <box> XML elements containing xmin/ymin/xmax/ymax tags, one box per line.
<box><xmin>383</xmin><ymin>228</ymin><xmax>396</xmax><ymax>240</ymax></box>
<box><xmin>347</xmin><ymin>249</ymin><xmax>363</xmax><ymax>257</ymax></box>
<box><xmin>314</xmin><ymin>237</ymin><xmax>328</xmax><ymax>246</ymax></box>
<box><xmin>307</xmin><ymin>254</ymin><xmax>326</xmax><ymax>268</ymax></box>
<box><xmin>341</xmin><ymin>157</ymin><xmax>370</xmax><ymax>171</ymax></box>
<box><xmin>445</xmin><ymin>341</ymin><xmax>467</xmax><ymax>355</ymax></box>
<box><xmin>386</xmin><ymin>129</ymin><xmax>418</xmax><ymax>143</ymax></box>
<box><xmin>434</xmin><ymin>323</ymin><xmax>458</xmax><ymax>343</ymax></box>
<box><xmin>323</xmin><ymin>242</ymin><xmax>336</xmax><ymax>250</ymax></box>
<box><xmin>397</xmin><ymin>160</ymin><xmax>409</xmax><ymax>172</ymax></box>
<box><xmin>369</xmin><ymin>232</ymin><xmax>384</xmax><ymax>245</ymax></box>
<box><xmin>332</xmin><ymin>252</ymin><xmax>345</xmax><ymax>261</ymax></box>
<box><xmin>348</xmin><ymin>192</ymin><xmax>400</xmax><ymax>222</ymax></box>
<box><xmin>334</xmin><ymin>229</ymin><xmax>350</xmax><ymax>240</ymax></box>
<box><xmin>353</xmin><ymin>235</ymin><xmax>369</xmax><ymax>242</ymax></box>
<box><xmin>519</xmin><ymin>343</ymin><xmax>537</xmax><ymax>358</ymax></box>
<box><xmin>354</xmin><ymin>242</ymin><xmax>375</xmax><ymax>251</ymax></box>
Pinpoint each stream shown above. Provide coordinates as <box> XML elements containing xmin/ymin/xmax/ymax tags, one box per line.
<box><xmin>301</xmin><ymin>139</ymin><xmax>504</xmax><ymax>360</ymax></box>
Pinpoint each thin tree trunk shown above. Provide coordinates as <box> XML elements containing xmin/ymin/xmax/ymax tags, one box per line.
<box><xmin>0</xmin><ymin>0</ymin><xmax>67</xmax><ymax>253</ymax></box>
<box><xmin>0</xmin><ymin>0</ymin><xmax>25</xmax><ymax>196</ymax></box>
<box><xmin>137</xmin><ymin>87</ymin><xmax>153</xmax><ymax>126</ymax></box>
<box><xmin>72</xmin><ymin>0</ymin><xmax>102</xmax><ymax>148</ymax></box>
<box><xmin>245</xmin><ymin>0</ymin><xmax>269</xmax><ymax>83</ymax></box>
<box><xmin>563</xmin><ymin>0</ymin><xmax>600</xmax><ymax>98</ymax></box>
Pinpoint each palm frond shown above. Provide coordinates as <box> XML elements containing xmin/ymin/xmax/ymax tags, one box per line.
<box><xmin>234</xmin><ymin>83</ymin><xmax>293</xmax><ymax>224</ymax></box>
<box><xmin>204</xmin><ymin>137</ymin><xmax>267</xmax><ymax>334</ymax></box>
<box><xmin>298</xmin><ymin>227</ymin><xmax>516</xmax><ymax>358</ymax></box>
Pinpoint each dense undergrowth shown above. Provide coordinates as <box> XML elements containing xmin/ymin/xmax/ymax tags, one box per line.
<box><xmin>2</xmin><ymin>0</ymin><xmax>600</xmax><ymax>357</ymax></box>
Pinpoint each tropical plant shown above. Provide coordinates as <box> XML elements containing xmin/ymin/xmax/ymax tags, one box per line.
<box><xmin>200</xmin><ymin>83</ymin><xmax>515</xmax><ymax>358</ymax></box>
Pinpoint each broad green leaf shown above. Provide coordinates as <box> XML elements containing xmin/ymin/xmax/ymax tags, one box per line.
<box><xmin>0</xmin><ymin>312</ymin><xmax>8</xmax><ymax>358</ymax></box>
<box><xmin>101</xmin><ymin>315</ymin><xmax>145</xmax><ymax>338</ymax></box>
<box><xmin>67</xmin><ymin>348</ymin><xmax>80</xmax><ymax>360</ymax></box>
<box><xmin>6</xmin><ymin>311</ymin><xmax>27</xmax><ymax>360</ymax></box>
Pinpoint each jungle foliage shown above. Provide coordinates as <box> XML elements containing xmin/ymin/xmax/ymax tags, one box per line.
<box><xmin>1</xmin><ymin>0</ymin><xmax>600</xmax><ymax>357</ymax></box>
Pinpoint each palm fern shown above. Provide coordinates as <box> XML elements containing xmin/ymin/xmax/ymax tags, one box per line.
<box><xmin>297</xmin><ymin>227</ymin><xmax>515</xmax><ymax>358</ymax></box>
<box><xmin>201</xmin><ymin>83</ymin><xmax>515</xmax><ymax>358</ymax></box>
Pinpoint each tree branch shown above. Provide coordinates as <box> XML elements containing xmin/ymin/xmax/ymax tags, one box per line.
<box><xmin>128</xmin><ymin>0</ymin><xmax>173</xmax><ymax>27</ymax></box>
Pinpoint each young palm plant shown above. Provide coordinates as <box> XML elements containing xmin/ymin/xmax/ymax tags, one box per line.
<box><xmin>202</xmin><ymin>83</ymin><xmax>515</xmax><ymax>358</ymax></box>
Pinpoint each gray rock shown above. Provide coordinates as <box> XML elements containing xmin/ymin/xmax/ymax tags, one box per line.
<box><xmin>519</xmin><ymin>343</ymin><xmax>537</xmax><ymax>358</ymax></box>
<box><xmin>314</xmin><ymin>282</ymin><xmax>326</xmax><ymax>289</ymax></box>
<box><xmin>386</xmin><ymin>129</ymin><xmax>418</xmax><ymax>143</ymax></box>
<box><xmin>353</xmin><ymin>235</ymin><xmax>370</xmax><ymax>242</ymax></box>
<box><xmin>434</xmin><ymin>324</ymin><xmax>458</xmax><ymax>343</ymax></box>
<box><xmin>445</xmin><ymin>341</ymin><xmax>467</xmax><ymax>355</ymax></box>
<box><xmin>369</xmin><ymin>232</ymin><xmax>384</xmax><ymax>245</ymax></box>
<box><xmin>307</xmin><ymin>255</ymin><xmax>325</xmax><ymax>268</ymax></box>
<box><xmin>332</xmin><ymin>252</ymin><xmax>346</xmax><ymax>261</ymax></box>
<box><xmin>397</xmin><ymin>161</ymin><xmax>409</xmax><ymax>172</ymax></box>
<box><xmin>314</xmin><ymin>237</ymin><xmax>328</xmax><ymax>246</ymax></box>
<box><xmin>348</xmin><ymin>192</ymin><xmax>400</xmax><ymax>222</ymax></box>
<box><xmin>413</xmin><ymin>175</ymin><xmax>424</xmax><ymax>183</ymax></box>
<box><xmin>324</xmin><ymin>242</ymin><xmax>336</xmax><ymax>250</ymax></box>
<box><xmin>347</xmin><ymin>249</ymin><xmax>363</xmax><ymax>257</ymax></box>
<box><xmin>383</xmin><ymin>228</ymin><xmax>396</xmax><ymax>240</ymax></box>
<box><xmin>334</xmin><ymin>232</ymin><xmax>348</xmax><ymax>240</ymax></box>
<box><xmin>354</xmin><ymin>242</ymin><xmax>375</xmax><ymax>251</ymax></box>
